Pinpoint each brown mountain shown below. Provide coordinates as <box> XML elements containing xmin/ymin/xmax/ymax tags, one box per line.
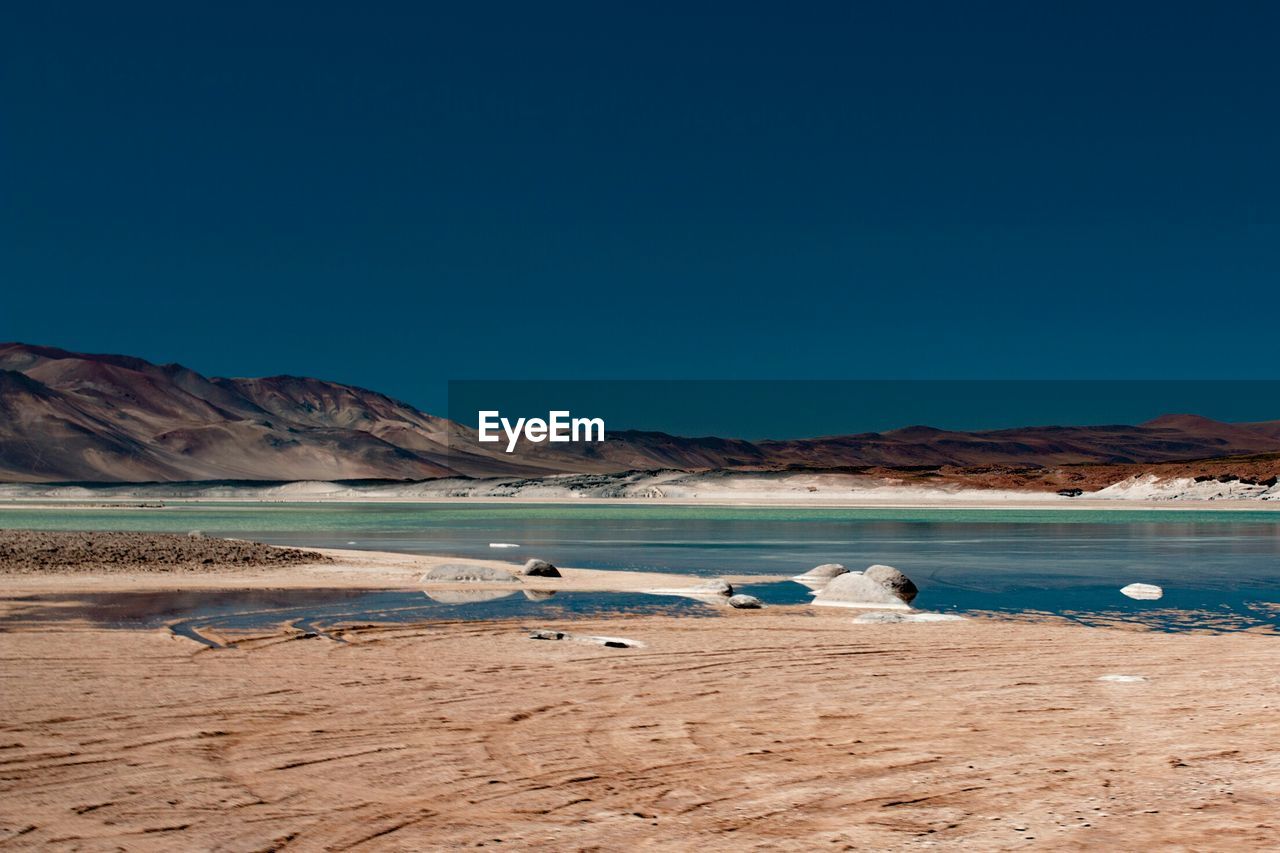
<box><xmin>2</xmin><ymin>343</ymin><xmax>1279</xmax><ymax>483</ymax></box>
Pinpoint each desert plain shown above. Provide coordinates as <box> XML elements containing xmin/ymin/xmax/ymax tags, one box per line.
<box><xmin>0</xmin><ymin>535</ymin><xmax>1278</xmax><ymax>851</ymax></box>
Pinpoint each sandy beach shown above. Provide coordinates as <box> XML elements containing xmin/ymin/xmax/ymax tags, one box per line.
<box><xmin>0</xmin><ymin>535</ymin><xmax>1277</xmax><ymax>850</ymax></box>
<box><xmin>2</xmin><ymin>608</ymin><xmax>1278</xmax><ymax>850</ymax></box>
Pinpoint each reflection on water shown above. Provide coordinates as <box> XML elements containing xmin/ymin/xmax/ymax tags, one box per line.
<box><xmin>1</xmin><ymin>503</ymin><xmax>1278</xmax><ymax>636</ymax></box>
<box><xmin>423</xmin><ymin>589</ymin><xmax>517</xmax><ymax>605</ymax></box>
<box><xmin>1</xmin><ymin>579</ymin><xmax>1278</xmax><ymax>640</ymax></box>
<box><xmin>0</xmin><ymin>588</ymin><xmax>717</xmax><ymax>645</ymax></box>
<box><xmin>2</xmin><ymin>503</ymin><xmax>1278</xmax><ymax>591</ymax></box>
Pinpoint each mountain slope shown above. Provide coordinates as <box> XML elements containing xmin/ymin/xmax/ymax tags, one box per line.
<box><xmin>2</xmin><ymin>343</ymin><xmax>1279</xmax><ymax>482</ymax></box>
<box><xmin>0</xmin><ymin>344</ymin><xmax>458</xmax><ymax>482</ymax></box>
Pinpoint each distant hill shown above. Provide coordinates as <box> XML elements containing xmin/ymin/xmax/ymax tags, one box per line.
<box><xmin>2</xmin><ymin>343</ymin><xmax>1279</xmax><ymax>482</ymax></box>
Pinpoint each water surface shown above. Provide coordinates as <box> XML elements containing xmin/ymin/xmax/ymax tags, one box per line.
<box><xmin>2</xmin><ymin>503</ymin><xmax>1278</xmax><ymax>632</ymax></box>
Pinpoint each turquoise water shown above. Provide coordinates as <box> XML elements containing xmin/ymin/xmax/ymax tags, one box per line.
<box><xmin>3</xmin><ymin>503</ymin><xmax>1279</xmax><ymax>630</ymax></box>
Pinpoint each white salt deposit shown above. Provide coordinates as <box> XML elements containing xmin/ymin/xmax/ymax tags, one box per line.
<box><xmin>489</xmin><ymin>543</ymin><xmax>520</xmax><ymax>548</ymax></box>
<box><xmin>1097</xmin><ymin>674</ymin><xmax>1148</xmax><ymax>683</ymax></box>
<box><xmin>1120</xmin><ymin>583</ymin><xmax>1164</xmax><ymax>600</ymax></box>
<box><xmin>851</xmin><ymin>612</ymin><xmax>966</xmax><ymax>624</ymax></box>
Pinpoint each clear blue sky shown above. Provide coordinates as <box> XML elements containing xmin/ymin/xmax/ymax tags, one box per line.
<box><xmin>3</xmin><ymin>2</ymin><xmax>1278</xmax><ymax>415</ymax></box>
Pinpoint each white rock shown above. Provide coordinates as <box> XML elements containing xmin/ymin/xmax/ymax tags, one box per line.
<box><xmin>1097</xmin><ymin>674</ymin><xmax>1147</xmax><ymax>683</ymax></box>
<box><xmin>489</xmin><ymin>542</ymin><xmax>520</xmax><ymax>548</ymax></box>
<box><xmin>794</xmin><ymin>563</ymin><xmax>849</xmax><ymax>580</ymax></box>
<box><xmin>813</xmin><ymin>567</ymin><xmax>917</xmax><ymax>609</ymax></box>
<box><xmin>1120</xmin><ymin>583</ymin><xmax>1163</xmax><ymax>600</ymax></box>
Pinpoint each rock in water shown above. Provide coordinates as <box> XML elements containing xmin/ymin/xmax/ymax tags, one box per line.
<box><xmin>728</xmin><ymin>594</ymin><xmax>764</xmax><ymax>609</ymax></box>
<box><xmin>421</xmin><ymin>564</ymin><xmax>519</xmax><ymax>583</ymax></box>
<box><xmin>864</xmin><ymin>564</ymin><xmax>918</xmax><ymax>604</ymax></box>
<box><xmin>521</xmin><ymin>558</ymin><xmax>561</xmax><ymax>578</ymax></box>
<box><xmin>792</xmin><ymin>563</ymin><xmax>851</xmax><ymax>590</ymax></box>
<box><xmin>796</xmin><ymin>563</ymin><xmax>849</xmax><ymax>580</ymax></box>
<box><xmin>813</xmin><ymin>565</ymin><xmax>918</xmax><ymax>609</ymax></box>
<box><xmin>1120</xmin><ymin>583</ymin><xmax>1163</xmax><ymax>600</ymax></box>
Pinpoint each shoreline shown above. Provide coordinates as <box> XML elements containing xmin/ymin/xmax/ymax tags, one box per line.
<box><xmin>0</xmin><ymin>544</ymin><xmax>792</xmax><ymax>596</ymax></box>
<box><xmin>3</xmin><ymin>495</ymin><xmax>1280</xmax><ymax>511</ymax></box>
<box><xmin>3</xmin><ymin>538</ymin><xmax>1279</xmax><ymax>846</ymax></box>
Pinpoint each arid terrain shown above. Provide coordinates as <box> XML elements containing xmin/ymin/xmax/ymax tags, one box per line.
<box><xmin>0</xmin><ymin>536</ymin><xmax>1278</xmax><ymax>849</ymax></box>
<box><xmin>1</xmin><ymin>610</ymin><xmax>1278</xmax><ymax>850</ymax></box>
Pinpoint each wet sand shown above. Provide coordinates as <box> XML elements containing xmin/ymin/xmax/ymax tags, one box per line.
<box><xmin>1</xmin><ymin>612</ymin><xmax>1278</xmax><ymax>850</ymax></box>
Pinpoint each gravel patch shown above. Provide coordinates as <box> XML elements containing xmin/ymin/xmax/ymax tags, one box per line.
<box><xmin>0</xmin><ymin>529</ymin><xmax>328</xmax><ymax>575</ymax></box>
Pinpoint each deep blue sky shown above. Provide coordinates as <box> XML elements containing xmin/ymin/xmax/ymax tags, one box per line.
<box><xmin>4</xmin><ymin>2</ymin><xmax>1278</xmax><ymax>415</ymax></box>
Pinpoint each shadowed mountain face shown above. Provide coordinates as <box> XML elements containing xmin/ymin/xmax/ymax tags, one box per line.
<box><xmin>1</xmin><ymin>343</ymin><xmax>1279</xmax><ymax>483</ymax></box>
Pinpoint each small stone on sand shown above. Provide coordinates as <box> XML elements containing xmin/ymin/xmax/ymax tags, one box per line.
<box><xmin>520</xmin><ymin>559</ymin><xmax>561</xmax><ymax>577</ymax></box>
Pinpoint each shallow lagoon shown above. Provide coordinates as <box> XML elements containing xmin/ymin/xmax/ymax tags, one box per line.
<box><xmin>2</xmin><ymin>503</ymin><xmax>1278</xmax><ymax>634</ymax></box>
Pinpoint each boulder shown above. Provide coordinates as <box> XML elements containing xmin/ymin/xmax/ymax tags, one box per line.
<box><xmin>864</xmin><ymin>564</ymin><xmax>918</xmax><ymax>604</ymax></box>
<box><xmin>523</xmin><ymin>589</ymin><xmax>557</xmax><ymax>601</ymax></box>
<box><xmin>529</xmin><ymin>629</ymin><xmax>566</xmax><ymax>641</ymax></box>
<box><xmin>728</xmin><ymin>594</ymin><xmax>764</xmax><ymax>609</ymax></box>
<box><xmin>421</xmin><ymin>564</ymin><xmax>519</xmax><ymax>584</ymax></box>
<box><xmin>521</xmin><ymin>558</ymin><xmax>561</xmax><ymax>578</ymax></box>
<box><xmin>797</xmin><ymin>563</ymin><xmax>849</xmax><ymax>580</ymax></box>
<box><xmin>813</xmin><ymin>564</ymin><xmax>918</xmax><ymax>609</ymax></box>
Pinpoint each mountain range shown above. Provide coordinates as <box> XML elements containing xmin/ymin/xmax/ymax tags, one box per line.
<box><xmin>2</xmin><ymin>343</ymin><xmax>1278</xmax><ymax>483</ymax></box>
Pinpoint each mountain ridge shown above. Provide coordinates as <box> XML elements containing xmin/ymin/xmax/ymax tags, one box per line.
<box><xmin>1</xmin><ymin>343</ymin><xmax>1278</xmax><ymax>483</ymax></box>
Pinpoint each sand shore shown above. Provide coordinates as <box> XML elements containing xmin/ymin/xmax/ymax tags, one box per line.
<box><xmin>0</xmin><ymin>543</ymin><xmax>788</xmax><ymax>597</ymax></box>
<box><xmin>7</xmin><ymin>494</ymin><xmax>1280</xmax><ymax>507</ymax></box>
<box><xmin>2</xmin><ymin>540</ymin><xmax>1278</xmax><ymax>849</ymax></box>
<box><xmin>1</xmin><ymin>610</ymin><xmax>1278</xmax><ymax>849</ymax></box>
<box><xmin>3</xmin><ymin>470</ymin><xmax>1279</xmax><ymax>510</ymax></box>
